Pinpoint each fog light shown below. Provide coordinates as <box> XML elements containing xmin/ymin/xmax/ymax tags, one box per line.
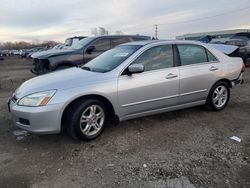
<box><xmin>19</xmin><ymin>118</ymin><xmax>30</xmax><ymax>125</ymax></box>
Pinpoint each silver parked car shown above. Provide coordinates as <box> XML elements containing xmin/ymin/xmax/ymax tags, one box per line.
<box><xmin>8</xmin><ymin>40</ymin><xmax>244</xmax><ymax>140</ymax></box>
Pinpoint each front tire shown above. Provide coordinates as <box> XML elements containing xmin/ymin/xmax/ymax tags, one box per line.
<box><xmin>68</xmin><ymin>99</ymin><xmax>107</xmax><ymax>141</ymax></box>
<box><xmin>206</xmin><ymin>81</ymin><xmax>230</xmax><ymax>111</ymax></box>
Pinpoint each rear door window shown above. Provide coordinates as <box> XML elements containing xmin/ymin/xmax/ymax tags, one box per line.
<box><xmin>177</xmin><ymin>44</ymin><xmax>208</xmax><ymax>66</ymax></box>
<box><xmin>206</xmin><ymin>50</ymin><xmax>218</xmax><ymax>62</ymax></box>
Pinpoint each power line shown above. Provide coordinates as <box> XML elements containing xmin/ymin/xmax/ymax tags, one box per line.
<box><xmin>124</xmin><ymin>6</ymin><xmax>250</xmax><ymax>32</ymax></box>
<box><xmin>48</xmin><ymin>6</ymin><xmax>250</xmax><ymax>39</ymax></box>
<box><xmin>152</xmin><ymin>6</ymin><xmax>250</xmax><ymax>39</ymax></box>
<box><xmin>158</xmin><ymin>6</ymin><xmax>250</xmax><ymax>26</ymax></box>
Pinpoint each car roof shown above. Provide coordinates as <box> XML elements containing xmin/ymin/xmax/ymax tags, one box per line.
<box><xmin>87</xmin><ymin>35</ymin><xmax>150</xmax><ymax>40</ymax></box>
<box><xmin>121</xmin><ymin>40</ymin><xmax>205</xmax><ymax>46</ymax></box>
<box><xmin>234</xmin><ymin>32</ymin><xmax>250</xmax><ymax>36</ymax></box>
<box><xmin>227</xmin><ymin>38</ymin><xmax>245</xmax><ymax>42</ymax></box>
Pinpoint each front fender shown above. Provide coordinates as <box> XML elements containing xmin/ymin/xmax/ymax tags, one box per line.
<box><xmin>48</xmin><ymin>82</ymin><xmax>119</xmax><ymax>120</ymax></box>
<box><xmin>49</xmin><ymin>53</ymin><xmax>83</xmax><ymax>68</ymax></box>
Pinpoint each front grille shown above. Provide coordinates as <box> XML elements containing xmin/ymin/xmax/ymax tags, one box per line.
<box><xmin>33</xmin><ymin>59</ymin><xmax>50</xmax><ymax>74</ymax></box>
<box><xmin>33</xmin><ymin>58</ymin><xmax>39</xmax><ymax>71</ymax></box>
<box><xmin>33</xmin><ymin>58</ymin><xmax>39</xmax><ymax>64</ymax></box>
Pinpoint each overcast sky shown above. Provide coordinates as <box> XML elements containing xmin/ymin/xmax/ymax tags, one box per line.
<box><xmin>0</xmin><ymin>0</ymin><xmax>250</xmax><ymax>42</ymax></box>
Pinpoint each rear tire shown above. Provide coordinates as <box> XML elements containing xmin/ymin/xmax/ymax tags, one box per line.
<box><xmin>205</xmin><ymin>81</ymin><xmax>230</xmax><ymax>111</ymax></box>
<box><xmin>67</xmin><ymin>99</ymin><xmax>108</xmax><ymax>141</ymax></box>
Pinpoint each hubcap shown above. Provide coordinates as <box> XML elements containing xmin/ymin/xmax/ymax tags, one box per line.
<box><xmin>79</xmin><ymin>105</ymin><xmax>105</xmax><ymax>136</ymax></box>
<box><xmin>212</xmin><ymin>85</ymin><xmax>228</xmax><ymax>108</ymax></box>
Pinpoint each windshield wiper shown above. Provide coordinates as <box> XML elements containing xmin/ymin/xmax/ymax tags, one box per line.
<box><xmin>81</xmin><ymin>66</ymin><xmax>103</xmax><ymax>73</ymax></box>
<box><xmin>81</xmin><ymin>66</ymin><xmax>92</xmax><ymax>71</ymax></box>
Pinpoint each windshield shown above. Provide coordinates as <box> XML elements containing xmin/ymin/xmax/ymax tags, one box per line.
<box><xmin>82</xmin><ymin>45</ymin><xmax>141</xmax><ymax>73</ymax></box>
<box><xmin>70</xmin><ymin>37</ymin><xmax>94</xmax><ymax>50</ymax></box>
<box><xmin>65</xmin><ymin>38</ymin><xmax>73</xmax><ymax>46</ymax></box>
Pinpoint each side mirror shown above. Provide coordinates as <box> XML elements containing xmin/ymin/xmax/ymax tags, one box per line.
<box><xmin>86</xmin><ymin>46</ymin><xmax>95</xmax><ymax>54</ymax></box>
<box><xmin>128</xmin><ymin>64</ymin><xmax>144</xmax><ymax>74</ymax></box>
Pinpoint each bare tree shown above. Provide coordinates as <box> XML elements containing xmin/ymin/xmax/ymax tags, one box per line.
<box><xmin>0</xmin><ymin>40</ymin><xmax>58</xmax><ymax>50</ymax></box>
<box><xmin>114</xmin><ymin>30</ymin><xmax>124</xmax><ymax>35</ymax></box>
<box><xmin>91</xmin><ymin>28</ymin><xmax>98</xmax><ymax>36</ymax></box>
<box><xmin>99</xmin><ymin>27</ymin><xmax>109</xmax><ymax>35</ymax></box>
<box><xmin>90</xmin><ymin>27</ymin><xmax>109</xmax><ymax>36</ymax></box>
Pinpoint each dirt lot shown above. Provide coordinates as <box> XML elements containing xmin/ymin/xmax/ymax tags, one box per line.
<box><xmin>0</xmin><ymin>57</ymin><xmax>249</xmax><ymax>188</ymax></box>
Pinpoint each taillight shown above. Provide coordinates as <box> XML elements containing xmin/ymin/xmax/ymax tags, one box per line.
<box><xmin>242</xmin><ymin>63</ymin><xmax>246</xmax><ymax>72</ymax></box>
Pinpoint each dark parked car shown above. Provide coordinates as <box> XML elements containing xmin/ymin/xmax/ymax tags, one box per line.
<box><xmin>31</xmin><ymin>35</ymin><xmax>150</xmax><ymax>74</ymax></box>
<box><xmin>226</xmin><ymin>39</ymin><xmax>250</xmax><ymax>67</ymax></box>
<box><xmin>20</xmin><ymin>47</ymin><xmax>44</xmax><ymax>58</ymax></box>
<box><xmin>231</xmin><ymin>32</ymin><xmax>250</xmax><ymax>40</ymax></box>
<box><xmin>0</xmin><ymin>50</ymin><xmax>9</xmax><ymax>57</ymax></box>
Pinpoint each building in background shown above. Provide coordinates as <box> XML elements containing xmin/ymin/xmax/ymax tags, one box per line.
<box><xmin>176</xmin><ymin>29</ymin><xmax>250</xmax><ymax>40</ymax></box>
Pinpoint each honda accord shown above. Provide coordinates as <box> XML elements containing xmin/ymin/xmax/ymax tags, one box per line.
<box><xmin>8</xmin><ymin>40</ymin><xmax>244</xmax><ymax>140</ymax></box>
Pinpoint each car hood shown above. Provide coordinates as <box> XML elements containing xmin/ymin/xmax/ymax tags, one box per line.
<box><xmin>15</xmin><ymin>67</ymin><xmax>109</xmax><ymax>98</ymax></box>
<box><xmin>31</xmin><ymin>48</ymin><xmax>75</xmax><ymax>59</ymax></box>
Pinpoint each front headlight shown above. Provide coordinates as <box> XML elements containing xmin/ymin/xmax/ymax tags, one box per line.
<box><xmin>18</xmin><ymin>90</ymin><xmax>56</xmax><ymax>107</ymax></box>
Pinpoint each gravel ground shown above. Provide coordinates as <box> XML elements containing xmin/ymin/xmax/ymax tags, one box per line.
<box><xmin>0</xmin><ymin>57</ymin><xmax>249</xmax><ymax>188</ymax></box>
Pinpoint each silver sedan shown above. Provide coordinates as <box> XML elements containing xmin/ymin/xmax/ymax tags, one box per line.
<box><xmin>9</xmin><ymin>40</ymin><xmax>244</xmax><ymax>140</ymax></box>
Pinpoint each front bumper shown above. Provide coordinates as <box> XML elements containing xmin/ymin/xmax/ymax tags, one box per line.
<box><xmin>9</xmin><ymin>99</ymin><xmax>64</xmax><ymax>134</ymax></box>
<box><xmin>32</xmin><ymin>58</ymin><xmax>50</xmax><ymax>75</ymax></box>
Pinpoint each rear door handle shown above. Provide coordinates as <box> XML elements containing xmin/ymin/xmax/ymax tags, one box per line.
<box><xmin>166</xmin><ymin>73</ymin><xmax>178</xmax><ymax>79</ymax></box>
<box><xmin>209</xmin><ymin>66</ymin><xmax>218</xmax><ymax>71</ymax></box>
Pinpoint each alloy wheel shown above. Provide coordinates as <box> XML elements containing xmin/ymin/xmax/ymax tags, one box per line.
<box><xmin>79</xmin><ymin>105</ymin><xmax>105</xmax><ymax>136</ymax></box>
<box><xmin>212</xmin><ymin>85</ymin><xmax>228</xmax><ymax>108</ymax></box>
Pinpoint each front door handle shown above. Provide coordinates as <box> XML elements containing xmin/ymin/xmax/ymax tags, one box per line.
<box><xmin>209</xmin><ymin>66</ymin><xmax>218</xmax><ymax>71</ymax></box>
<box><xmin>166</xmin><ymin>73</ymin><xmax>178</xmax><ymax>79</ymax></box>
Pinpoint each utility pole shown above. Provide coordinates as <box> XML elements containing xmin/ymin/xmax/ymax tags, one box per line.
<box><xmin>155</xmin><ymin>24</ymin><xmax>158</xmax><ymax>39</ymax></box>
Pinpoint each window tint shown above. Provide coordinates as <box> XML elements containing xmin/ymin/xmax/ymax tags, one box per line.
<box><xmin>92</xmin><ymin>39</ymin><xmax>111</xmax><ymax>51</ymax></box>
<box><xmin>206</xmin><ymin>50</ymin><xmax>218</xmax><ymax>62</ymax></box>
<box><xmin>111</xmin><ymin>37</ymin><xmax>130</xmax><ymax>47</ymax></box>
<box><xmin>132</xmin><ymin>45</ymin><xmax>174</xmax><ymax>71</ymax></box>
<box><xmin>71</xmin><ymin>37</ymin><xmax>94</xmax><ymax>50</ymax></box>
<box><xmin>177</xmin><ymin>44</ymin><xmax>207</xmax><ymax>65</ymax></box>
<box><xmin>131</xmin><ymin>37</ymin><xmax>149</xmax><ymax>41</ymax></box>
<box><xmin>65</xmin><ymin>38</ymin><xmax>73</xmax><ymax>46</ymax></box>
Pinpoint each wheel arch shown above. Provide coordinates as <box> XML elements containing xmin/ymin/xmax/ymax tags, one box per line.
<box><xmin>61</xmin><ymin>94</ymin><xmax>117</xmax><ymax>130</ymax></box>
<box><xmin>207</xmin><ymin>78</ymin><xmax>232</xmax><ymax>100</ymax></box>
<box><xmin>215</xmin><ymin>78</ymin><xmax>232</xmax><ymax>88</ymax></box>
<box><xmin>205</xmin><ymin>78</ymin><xmax>231</xmax><ymax>110</ymax></box>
